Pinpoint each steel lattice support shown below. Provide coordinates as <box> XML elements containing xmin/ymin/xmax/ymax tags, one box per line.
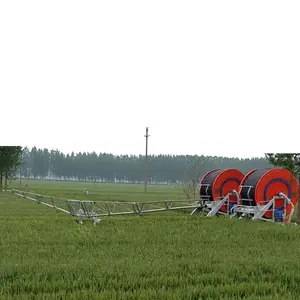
<box><xmin>11</xmin><ymin>189</ymin><xmax>202</xmax><ymax>225</ymax></box>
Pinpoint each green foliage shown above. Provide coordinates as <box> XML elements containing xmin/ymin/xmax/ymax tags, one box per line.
<box><xmin>0</xmin><ymin>146</ymin><xmax>23</xmax><ymax>188</ymax></box>
<box><xmin>21</xmin><ymin>147</ymin><xmax>271</xmax><ymax>183</ymax></box>
<box><xmin>265</xmin><ymin>153</ymin><xmax>300</xmax><ymax>177</ymax></box>
<box><xmin>2</xmin><ymin>180</ymin><xmax>300</xmax><ymax>299</ymax></box>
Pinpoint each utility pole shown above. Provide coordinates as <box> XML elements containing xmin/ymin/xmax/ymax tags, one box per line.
<box><xmin>19</xmin><ymin>166</ymin><xmax>22</xmax><ymax>189</ymax></box>
<box><xmin>144</xmin><ymin>127</ymin><xmax>150</xmax><ymax>192</ymax></box>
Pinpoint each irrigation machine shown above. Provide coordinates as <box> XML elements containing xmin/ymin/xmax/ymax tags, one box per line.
<box><xmin>10</xmin><ymin>167</ymin><xmax>299</xmax><ymax>226</ymax></box>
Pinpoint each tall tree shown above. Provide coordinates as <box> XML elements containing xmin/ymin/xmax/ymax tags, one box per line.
<box><xmin>16</xmin><ymin>146</ymin><xmax>273</xmax><ymax>186</ymax></box>
<box><xmin>20</xmin><ymin>147</ymin><xmax>31</xmax><ymax>178</ymax></box>
<box><xmin>0</xmin><ymin>146</ymin><xmax>23</xmax><ymax>189</ymax></box>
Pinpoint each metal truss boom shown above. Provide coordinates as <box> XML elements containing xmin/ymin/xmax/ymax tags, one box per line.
<box><xmin>11</xmin><ymin>189</ymin><xmax>202</xmax><ymax>224</ymax></box>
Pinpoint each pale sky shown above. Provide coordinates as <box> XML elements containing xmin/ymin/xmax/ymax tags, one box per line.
<box><xmin>1</xmin><ymin>0</ymin><xmax>299</xmax><ymax>158</ymax></box>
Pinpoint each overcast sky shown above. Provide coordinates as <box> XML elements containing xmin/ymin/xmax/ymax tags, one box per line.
<box><xmin>1</xmin><ymin>0</ymin><xmax>299</xmax><ymax>158</ymax></box>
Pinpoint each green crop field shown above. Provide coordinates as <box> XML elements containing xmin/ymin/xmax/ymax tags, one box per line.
<box><xmin>1</xmin><ymin>180</ymin><xmax>300</xmax><ymax>300</ymax></box>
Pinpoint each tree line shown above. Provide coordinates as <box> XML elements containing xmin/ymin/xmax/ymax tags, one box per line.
<box><xmin>19</xmin><ymin>147</ymin><xmax>273</xmax><ymax>183</ymax></box>
<box><xmin>2</xmin><ymin>147</ymin><xmax>300</xmax><ymax>187</ymax></box>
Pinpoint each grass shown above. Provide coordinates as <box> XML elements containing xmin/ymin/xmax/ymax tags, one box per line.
<box><xmin>10</xmin><ymin>179</ymin><xmax>183</xmax><ymax>201</ymax></box>
<box><xmin>1</xmin><ymin>180</ymin><xmax>300</xmax><ymax>299</ymax></box>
